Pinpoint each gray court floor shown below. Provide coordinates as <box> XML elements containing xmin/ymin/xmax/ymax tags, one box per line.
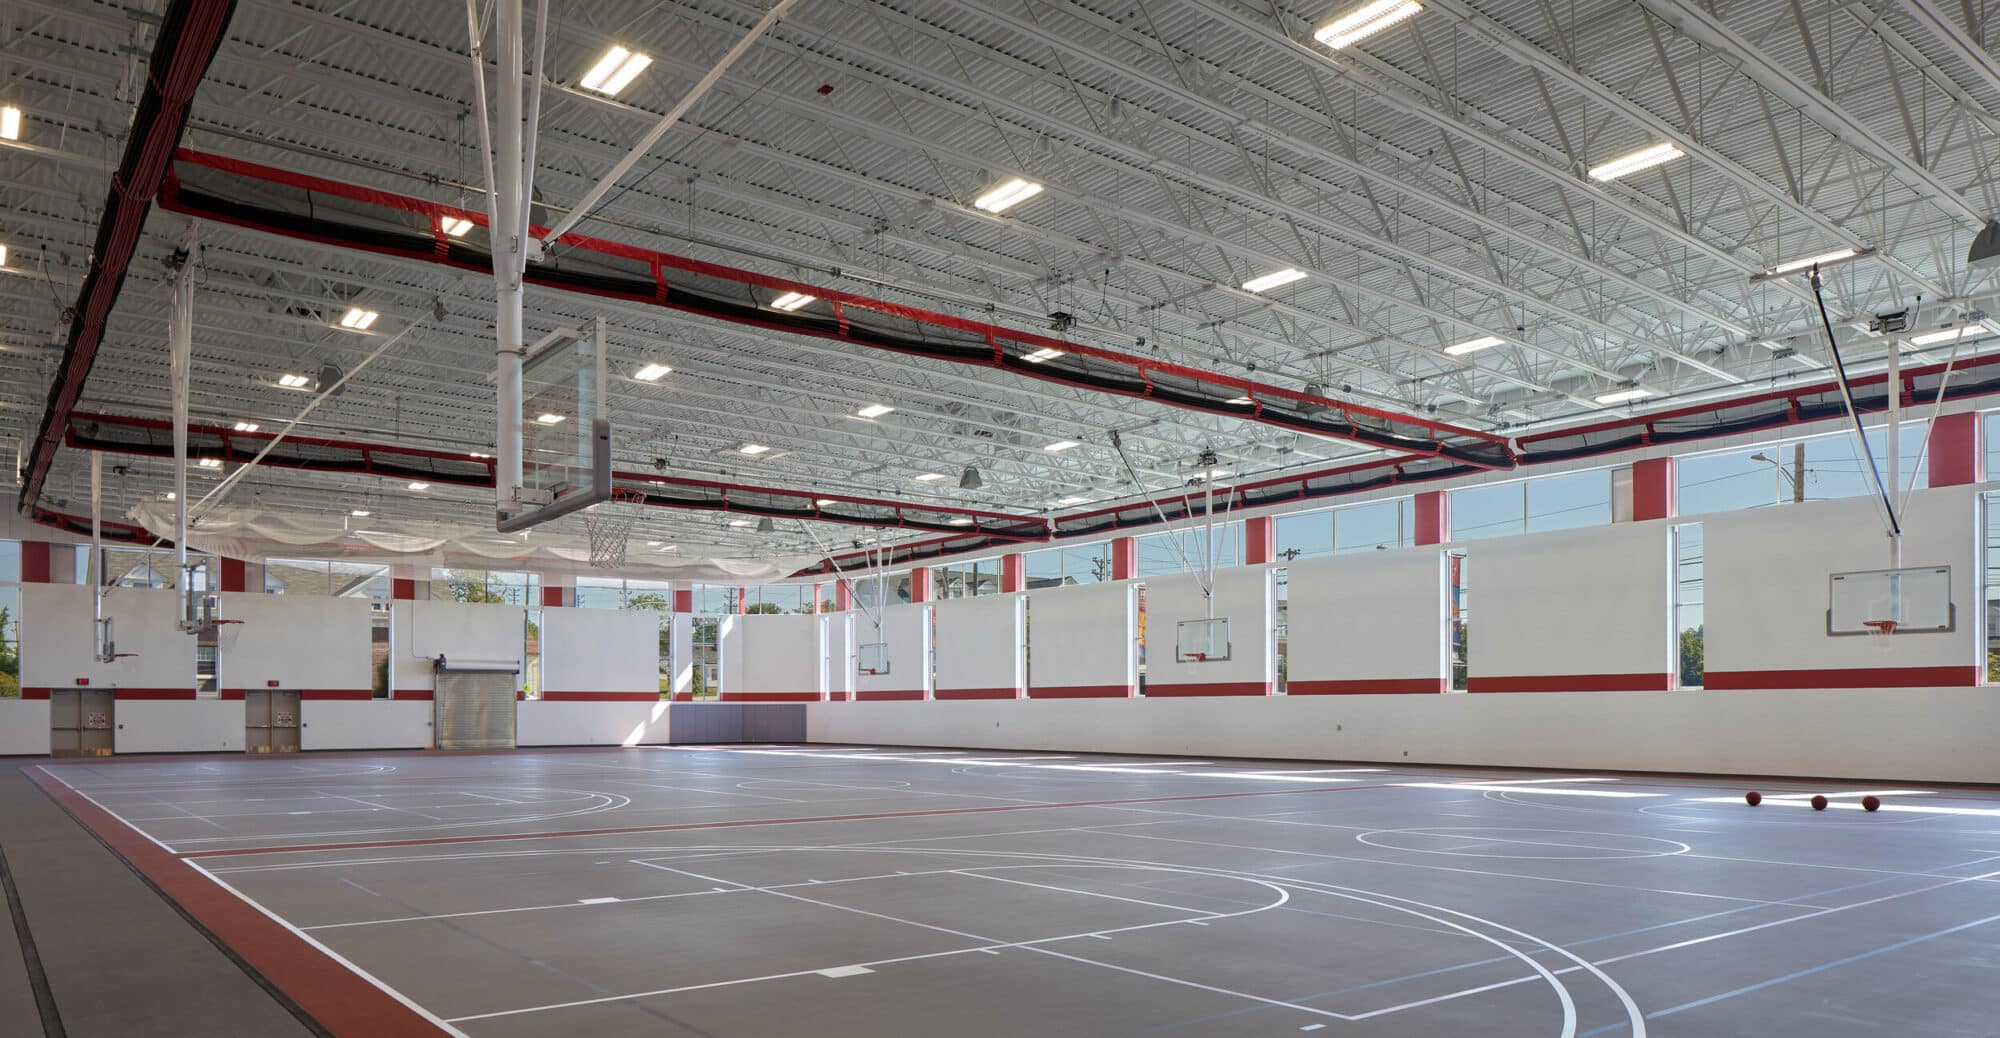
<box><xmin>37</xmin><ymin>747</ymin><xmax>2000</xmax><ymax>1037</ymax></box>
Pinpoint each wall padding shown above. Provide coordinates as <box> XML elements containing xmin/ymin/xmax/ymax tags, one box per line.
<box><xmin>723</xmin><ymin>613</ymin><xmax>826</xmax><ymax>701</ymax></box>
<box><xmin>215</xmin><ymin>593</ymin><xmax>373</xmax><ymax>695</ymax></box>
<box><xmin>853</xmin><ymin>604</ymin><xmax>932</xmax><ymax>701</ymax></box>
<box><xmin>1143</xmin><ymin>569</ymin><xmax>1276</xmax><ymax>696</ymax></box>
<box><xmin>20</xmin><ymin>586</ymin><xmax>195</xmax><ymax>696</ymax></box>
<box><xmin>934</xmin><ymin>593</ymin><xmax>1025</xmax><ymax>700</ymax></box>
<box><xmin>1285</xmin><ymin>549</ymin><xmax>1450</xmax><ymax>694</ymax></box>
<box><xmin>1468</xmin><ymin>522</ymin><xmax>1674</xmax><ymax>691</ymax></box>
<box><xmin>540</xmin><ymin>607</ymin><xmax>660</xmax><ymax>700</ymax></box>
<box><xmin>1027</xmin><ymin>582</ymin><xmax>1137</xmax><ymax>698</ymax></box>
<box><xmin>391</xmin><ymin>600</ymin><xmax>525</xmax><ymax>698</ymax></box>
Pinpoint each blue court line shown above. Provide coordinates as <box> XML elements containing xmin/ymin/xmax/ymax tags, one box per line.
<box><xmin>1574</xmin><ymin>910</ymin><xmax>2000</xmax><ymax>1037</ymax></box>
<box><xmin>1107</xmin><ymin>855</ymin><xmax>2000</xmax><ymax>1038</ymax></box>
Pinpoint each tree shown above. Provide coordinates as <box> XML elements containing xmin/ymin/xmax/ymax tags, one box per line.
<box><xmin>439</xmin><ymin>570</ymin><xmax>509</xmax><ymax>604</ymax></box>
<box><xmin>1679</xmin><ymin>625</ymin><xmax>1705</xmax><ymax>688</ymax></box>
<box><xmin>0</xmin><ymin>606</ymin><xmax>17</xmax><ymax>698</ymax></box>
<box><xmin>746</xmin><ymin>602</ymin><xmax>783</xmax><ymax>614</ymax></box>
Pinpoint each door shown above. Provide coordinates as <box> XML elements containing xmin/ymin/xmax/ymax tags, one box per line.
<box><xmin>271</xmin><ymin>691</ymin><xmax>301</xmax><ymax>753</ymax></box>
<box><xmin>53</xmin><ymin>690</ymin><xmax>115</xmax><ymax>757</ymax></box>
<box><xmin>245</xmin><ymin>690</ymin><xmax>273</xmax><ymax>753</ymax></box>
<box><xmin>434</xmin><ymin>669</ymin><xmax>517</xmax><ymax>750</ymax></box>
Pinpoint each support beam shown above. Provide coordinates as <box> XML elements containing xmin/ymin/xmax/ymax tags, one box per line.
<box><xmin>1415</xmin><ymin>491</ymin><xmax>1450</xmax><ymax>546</ymax></box>
<box><xmin>1928</xmin><ymin>412</ymin><xmax>1983</xmax><ymax>487</ymax></box>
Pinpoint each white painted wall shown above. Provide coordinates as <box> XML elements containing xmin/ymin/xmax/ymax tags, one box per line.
<box><xmin>670</xmin><ymin>613</ymin><xmax>695</xmax><ymax>697</ymax></box>
<box><xmin>1286</xmin><ymin>548</ymin><xmax>1450</xmax><ymax>693</ymax></box>
<box><xmin>215</xmin><ymin>593</ymin><xmax>373</xmax><ymax>692</ymax></box>
<box><xmin>540</xmin><ymin>607</ymin><xmax>660</xmax><ymax>694</ymax></box>
<box><xmin>0</xmin><ymin>700</ymin><xmax>51</xmax><ymax>756</ymax></box>
<box><xmin>518</xmin><ymin>700</ymin><xmax>671</xmax><ymax>746</ymax></box>
<box><xmin>727</xmin><ymin>613</ymin><xmax>826</xmax><ymax>698</ymax></box>
<box><xmin>854</xmin><ymin>604</ymin><xmax>932</xmax><ymax>698</ymax></box>
<box><xmin>807</xmin><ymin>687</ymin><xmax>2000</xmax><ymax>784</ymax></box>
<box><xmin>1470</xmin><ymin>522</ymin><xmax>1674</xmax><ymax>690</ymax></box>
<box><xmin>1027</xmin><ymin>581</ymin><xmax>1138</xmax><ymax>697</ymax></box>
<box><xmin>934</xmin><ymin>593</ymin><xmax>1025</xmax><ymax>699</ymax></box>
<box><xmin>1143</xmin><ymin>568</ymin><xmax>1276</xmax><ymax>694</ymax></box>
<box><xmin>301</xmin><ymin>700</ymin><xmax>433</xmax><ymax>750</ymax></box>
<box><xmin>392</xmin><ymin>600</ymin><xmax>525</xmax><ymax>695</ymax></box>
<box><xmin>1703</xmin><ymin>487</ymin><xmax>1982</xmax><ymax>685</ymax></box>
<box><xmin>114</xmin><ymin>700</ymin><xmax>243</xmax><ymax>754</ymax></box>
<box><xmin>19</xmin><ymin>586</ymin><xmax>194</xmax><ymax>692</ymax></box>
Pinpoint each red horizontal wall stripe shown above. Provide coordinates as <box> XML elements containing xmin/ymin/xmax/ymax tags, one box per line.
<box><xmin>1286</xmin><ymin>678</ymin><xmax>1448</xmax><ymax>695</ymax></box>
<box><xmin>1703</xmin><ymin>666</ymin><xmax>1981</xmax><ymax>690</ymax></box>
<box><xmin>718</xmin><ymin>692</ymin><xmax>824</xmax><ymax>702</ymax></box>
<box><xmin>20</xmin><ymin>688</ymin><xmax>51</xmax><ymax>701</ymax></box>
<box><xmin>934</xmin><ymin>688</ymin><xmax>1024</xmax><ymax>700</ymax></box>
<box><xmin>392</xmin><ymin>691</ymin><xmax>436</xmax><ymax>701</ymax></box>
<box><xmin>670</xmin><ymin>693</ymin><xmax>695</xmax><ymax>702</ymax></box>
<box><xmin>538</xmin><ymin>691</ymin><xmax>663</xmax><ymax>702</ymax></box>
<box><xmin>1144</xmin><ymin>682</ymin><xmax>1273</xmax><ymax>697</ymax></box>
<box><xmin>1467</xmin><ymin>673</ymin><xmax>1674</xmax><ymax>693</ymax></box>
<box><xmin>1028</xmin><ymin>685</ymin><xmax>1135</xmax><ymax>699</ymax></box>
<box><xmin>298</xmin><ymin>690</ymin><xmax>376</xmax><ymax>701</ymax></box>
<box><xmin>853</xmin><ymin>690</ymin><xmax>928</xmax><ymax>701</ymax></box>
<box><xmin>216</xmin><ymin>689</ymin><xmax>246</xmax><ymax>701</ymax></box>
<box><xmin>112</xmin><ymin>688</ymin><xmax>198</xmax><ymax>701</ymax></box>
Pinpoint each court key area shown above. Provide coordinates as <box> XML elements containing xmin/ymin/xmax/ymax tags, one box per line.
<box><xmin>25</xmin><ymin>746</ymin><xmax>2000</xmax><ymax>1037</ymax></box>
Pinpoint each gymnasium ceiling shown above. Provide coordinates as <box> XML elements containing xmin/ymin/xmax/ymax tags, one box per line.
<box><xmin>6</xmin><ymin>0</ymin><xmax>2000</xmax><ymax>562</ymax></box>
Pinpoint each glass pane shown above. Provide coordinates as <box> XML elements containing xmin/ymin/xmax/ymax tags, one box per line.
<box><xmin>1676</xmin><ymin>524</ymin><xmax>1705</xmax><ymax>689</ymax></box>
<box><xmin>1024</xmin><ymin>548</ymin><xmax>1063</xmax><ymax>590</ymax></box>
<box><xmin>1449</xmin><ymin>482</ymin><xmax>1524</xmax><ymax>542</ymax></box>
<box><xmin>1275</xmin><ymin>510</ymin><xmax>1333</xmax><ymax>561</ymax></box>
<box><xmin>1061</xmin><ymin>543</ymin><xmax>1109</xmax><ymax>585</ymax></box>
<box><xmin>1526</xmin><ymin>469</ymin><xmax>1612</xmax><ymax>532</ymax></box>
<box><xmin>0</xmin><ymin>541</ymin><xmax>19</xmax><ymax>584</ymax></box>
<box><xmin>1134</xmin><ymin>533</ymin><xmax>1183</xmax><ymax>578</ymax></box>
<box><xmin>266</xmin><ymin>559</ymin><xmax>332</xmax><ymax>596</ymax></box>
<box><xmin>1334</xmin><ymin>499</ymin><xmax>1408</xmax><ymax>554</ymax></box>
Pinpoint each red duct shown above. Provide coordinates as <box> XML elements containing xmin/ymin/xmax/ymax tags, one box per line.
<box><xmin>16</xmin><ymin>0</ymin><xmax>238</xmax><ymax>513</ymax></box>
<box><xmin>65</xmin><ymin>411</ymin><xmax>1049</xmax><ymax>541</ymax></box>
<box><xmin>155</xmin><ymin>148</ymin><xmax>1514</xmax><ymax>469</ymax></box>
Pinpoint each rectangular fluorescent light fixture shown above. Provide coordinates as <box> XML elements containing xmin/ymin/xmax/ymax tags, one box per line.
<box><xmin>233</xmin><ymin>421</ymin><xmax>259</xmax><ymax>432</ymax></box>
<box><xmin>736</xmin><ymin>444</ymin><xmax>772</xmax><ymax>455</ymax></box>
<box><xmin>535</xmin><ymin>413</ymin><xmax>567</xmax><ymax>425</ymax></box>
<box><xmin>645</xmin><ymin>541</ymin><xmax>662</xmax><ymax>547</ymax></box>
<box><xmin>1314</xmin><ymin>0</ymin><xmax>1423</xmax><ymax>49</ymax></box>
<box><xmin>633</xmin><ymin>363</ymin><xmax>671</xmax><ymax>382</ymax></box>
<box><xmin>816</xmin><ymin>498</ymin><xmax>838</xmax><ymax>506</ymax></box>
<box><xmin>914</xmin><ymin>472</ymin><xmax>949</xmax><ymax>481</ymax></box>
<box><xmin>1445</xmin><ymin>335</ymin><xmax>1503</xmax><ymax>356</ymax></box>
<box><xmin>0</xmin><ymin>106</ymin><xmax>19</xmax><ymax>141</ymax></box>
<box><xmin>973</xmin><ymin>177</ymin><xmax>1044</xmax><ymax>213</ymax></box>
<box><xmin>728</xmin><ymin>519</ymin><xmax>752</xmax><ymax>527</ymax></box>
<box><xmin>1587</xmin><ymin>142</ymin><xmax>1684</xmax><ymax>181</ymax></box>
<box><xmin>579</xmin><ymin>46</ymin><xmax>652</xmax><ymax>96</ymax></box>
<box><xmin>1224</xmin><ymin>396</ymin><xmax>1254</xmax><ymax>405</ymax></box>
<box><xmin>338</xmin><ymin>307</ymin><xmax>379</xmax><ymax>330</ymax></box>
<box><xmin>469</xmin><ymin>451</ymin><xmax>492</xmax><ymax>459</ymax></box>
<box><xmin>856</xmin><ymin>403</ymin><xmax>895</xmax><ymax>418</ymax></box>
<box><xmin>1241</xmin><ymin>268</ymin><xmax>1308</xmax><ymax>293</ymax></box>
<box><xmin>1056</xmin><ymin>495</ymin><xmax>1090</xmax><ymax>506</ymax></box>
<box><xmin>1187</xmin><ymin>466</ymin><xmax>1232</xmax><ymax>481</ymax></box>
<box><xmin>196</xmin><ymin>457</ymin><xmax>223</xmax><ymax>469</ymax></box>
<box><xmin>277</xmin><ymin>373</ymin><xmax>311</xmax><ymax>388</ymax></box>
<box><xmin>948</xmin><ymin>517</ymin><xmax>975</xmax><ymax>526</ymax></box>
<box><xmin>1909</xmin><ymin>326</ymin><xmax>1993</xmax><ymax>346</ymax></box>
<box><xmin>439</xmin><ymin>216</ymin><xmax>475</xmax><ymax>238</ymax></box>
<box><xmin>1594</xmin><ymin>387</ymin><xmax>1653</xmax><ymax>405</ymax></box>
<box><xmin>162</xmin><ymin>492</ymin><xmax>176</xmax><ymax>501</ymax></box>
<box><xmin>1044</xmin><ymin>439</ymin><xmax>1081</xmax><ymax>452</ymax></box>
<box><xmin>350</xmin><ymin>509</ymin><xmax>371</xmax><ymax>517</ymax></box>
<box><xmin>0</xmin><ymin>244</ymin><xmax>7</xmax><ymax>268</ymax></box>
<box><xmin>1764</xmin><ymin>248</ymin><xmax>1859</xmax><ymax>277</ymax></box>
<box><xmin>1023</xmin><ymin>347</ymin><xmax>1064</xmax><ymax>363</ymax></box>
<box><xmin>407</xmin><ymin>481</ymin><xmax>430</xmax><ymax>491</ymax></box>
<box><xmin>771</xmin><ymin>291</ymin><xmax>815</xmax><ymax>311</ymax></box>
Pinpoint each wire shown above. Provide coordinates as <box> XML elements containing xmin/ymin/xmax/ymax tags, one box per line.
<box><xmin>1107</xmin><ymin>431</ymin><xmax>1211</xmax><ymax>597</ymax></box>
<box><xmin>1809</xmin><ymin>267</ymin><xmax>1900</xmax><ymax>538</ymax></box>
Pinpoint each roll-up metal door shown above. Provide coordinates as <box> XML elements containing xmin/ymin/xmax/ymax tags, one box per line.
<box><xmin>434</xmin><ymin>662</ymin><xmax>518</xmax><ymax>750</ymax></box>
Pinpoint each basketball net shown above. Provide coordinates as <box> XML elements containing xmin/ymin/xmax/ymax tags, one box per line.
<box><xmin>580</xmin><ymin>490</ymin><xmax>646</xmax><ymax>569</ymax></box>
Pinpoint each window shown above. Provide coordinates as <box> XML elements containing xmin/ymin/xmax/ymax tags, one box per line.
<box><xmin>1676</xmin><ymin>524</ymin><xmax>1704</xmax><ymax>689</ymax></box>
<box><xmin>1986</xmin><ymin>495</ymin><xmax>2000</xmax><ymax>683</ymax></box>
<box><xmin>1333</xmin><ymin>498</ymin><xmax>1413</xmax><ymax>554</ymax></box>
<box><xmin>0</xmin><ymin>541</ymin><xmax>19</xmax><ymax>583</ymax></box>
<box><xmin>1679</xmin><ymin>422</ymin><xmax>1934</xmax><ymax>517</ymax></box>
<box><xmin>852</xmin><ymin>573</ymin><xmax>912</xmax><ymax>612</ymax></box>
<box><xmin>575</xmin><ymin>576</ymin><xmax>672</xmax><ymax>610</ymax></box>
<box><xmin>1448</xmin><ymin>483</ymin><xmax>1525</xmax><ymax>542</ymax></box>
<box><xmin>933</xmin><ymin>559</ymin><xmax>1001</xmax><ymax>599</ymax></box>
<box><xmin>747</xmin><ymin>585</ymin><xmax>812</xmax><ymax>613</ymax></box>
<box><xmin>432</xmin><ymin>568</ymin><xmax>537</xmax><ymax>605</ymax></box>
<box><xmin>1275</xmin><ymin>510</ymin><xmax>1333</xmax><ymax>561</ymax></box>
<box><xmin>1527</xmin><ymin>469</ymin><xmax>1612</xmax><ymax>532</ymax></box>
<box><xmin>0</xmin><ymin>582</ymin><xmax>17</xmax><ymax>699</ymax></box>
<box><xmin>265</xmin><ymin>558</ymin><xmax>389</xmax><ymax>598</ymax></box>
<box><xmin>1059</xmin><ymin>543</ymin><xmax>1113</xmax><ymax>585</ymax></box>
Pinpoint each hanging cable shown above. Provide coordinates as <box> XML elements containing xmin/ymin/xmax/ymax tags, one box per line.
<box><xmin>1107</xmin><ymin>431</ymin><xmax>1213</xmax><ymax>597</ymax></box>
<box><xmin>1810</xmin><ymin>267</ymin><xmax>1901</xmax><ymax>538</ymax></box>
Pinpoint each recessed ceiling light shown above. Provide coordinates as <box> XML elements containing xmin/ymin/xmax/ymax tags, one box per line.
<box><xmin>914</xmin><ymin>472</ymin><xmax>949</xmax><ymax>481</ymax></box>
<box><xmin>973</xmin><ymin>177</ymin><xmax>1044</xmax><ymax>213</ymax></box>
<box><xmin>728</xmin><ymin>519</ymin><xmax>752</xmax><ymax>527</ymax></box>
<box><xmin>338</xmin><ymin>307</ymin><xmax>379</xmax><ymax>331</ymax></box>
<box><xmin>1044</xmin><ymin>439</ymin><xmax>1081</xmax><ymax>452</ymax></box>
<box><xmin>196</xmin><ymin>457</ymin><xmax>222</xmax><ymax>469</ymax></box>
<box><xmin>1023</xmin><ymin>347</ymin><xmax>1064</xmax><ymax>363</ymax></box>
<box><xmin>0</xmin><ymin>106</ymin><xmax>20</xmax><ymax>141</ymax></box>
<box><xmin>277</xmin><ymin>373</ymin><xmax>311</xmax><ymax>388</ymax></box>
<box><xmin>579</xmin><ymin>45</ymin><xmax>652</xmax><ymax>96</ymax></box>
<box><xmin>1241</xmin><ymin>268</ymin><xmax>1308</xmax><ymax>293</ymax></box>
<box><xmin>1445</xmin><ymin>335</ymin><xmax>1504</xmax><ymax>356</ymax></box>
<box><xmin>947</xmin><ymin>517</ymin><xmax>975</xmax><ymax>526</ymax></box>
<box><xmin>1056</xmin><ymin>495</ymin><xmax>1090</xmax><ymax>506</ymax></box>
<box><xmin>633</xmin><ymin>362</ymin><xmax>671</xmax><ymax>382</ymax></box>
<box><xmin>1588</xmin><ymin>142</ymin><xmax>1684</xmax><ymax>182</ymax></box>
<box><xmin>233</xmin><ymin>421</ymin><xmax>259</xmax><ymax>432</ymax></box>
<box><xmin>351</xmin><ymin>509</ymin><xmax>371</xmax><ymax>517</ymax></box>
<box><xmin>439</xmin><ymin>216</ymin><xmax>475</xmax><ymax>238</ymax></box>
<box><xmin>1315</xmin><ymin>0</ymin><xmax>1424</xmax><ymax>49</ymax></box>
<box><xmin>1764</xmin><ymin>248</ymin><xmax>1861</xmax><ymax>277</ymax></box>
<box><xmin>737</xmin><ymin>444</ymin><xmax>772</xmax><ymax>455</ymax></box>
<box><xmin>857</xmin><ymin>403</ymin><xmax>895</xmax><ymax>419</ymax></box>
<box><xmin>645</xmin><ymin>540</ymin><xmax>662</xmax><ymax>547</ymax></box>
<box><xmin>407</xmin><ymin>481</ymin><xmax>431</xmax><ymax>491</ymax></box>
<box><xmin>771</xmin><ymin>291</ymin><xmax>815</xmax><ymax>311</ymax></box>
<box><xmin>535</xmin><ymin>413</ymin><xmax>566</xmax><ymax>425</ymax></box>
<box><xmin>1594</xmin><ymin>387</ymin><xmax>1653</xmax><ymax>405</ymax></box>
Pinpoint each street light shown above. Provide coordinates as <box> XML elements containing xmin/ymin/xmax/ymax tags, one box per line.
<box><xmin>1749</xmin><ymin>451</ymin><xmax>1804</xmax><ymax>504</ymax></box>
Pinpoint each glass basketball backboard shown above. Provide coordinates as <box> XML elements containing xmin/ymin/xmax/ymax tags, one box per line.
<box><xmin>1175</xmin><ymin>618</ymin><xmax>1231</xmax><ymax>663</ymax></box>
<box><xmin>1827</xmin><ymin>566</ymin><xmax>1953</xmax><ymax>635</ymax></box>
<box><xmin>498</xmin><ymin>318</ymin><xmax>611</xmax><ymax>533</ymax></box>
<box><xmin>858</xmin><ymin>641</ymin><xmax>890</xmax><ymax>676</ymax></box>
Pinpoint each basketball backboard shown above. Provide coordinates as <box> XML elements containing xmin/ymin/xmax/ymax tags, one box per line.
<box><xmin>1175</xmin><ymin>618</ymin><xmax>1232</xmax><ymax>663</ymax></box>
<box><xmin>498</xmin><ymin>318</ymin><xmax>611</xmax><ymax>533</ymax></box>
<box><xmin>858</xmin><ymin>641</ymin><xmax>890</xmax><ymax>676</ymax></box>
<box><xmin>1827</xmin><ymin>566</ymin><xmax>1953</xmax><ymax>635</ymax></box>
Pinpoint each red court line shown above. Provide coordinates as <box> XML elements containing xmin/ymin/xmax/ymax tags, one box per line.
<box><xmin>23</xmin><ymin>766</ymin><xmax>446</xmax><ymax>1037</ymax></box>
<box><xmin>175</xmin><ymin>782</ymin><xmax>1395</xmax><ymax>859</ymax></box>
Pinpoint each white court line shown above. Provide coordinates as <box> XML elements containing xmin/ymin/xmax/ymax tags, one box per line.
<box><xmin>1686</xmin><ymin>796</ymin><xmax>2000</xmax><ymax>818</ymax></box>
<box><xmin>576</xmin><ymin>897</ymin><xmax>620</xmax><ymax>905</ymax></box>
<box><xmin>1400</xmin><ymin>783</ymin><xmax>1664</xmax><ymax>799</ymax></box>
<box><xmin>816</xmin><ymin>965</ymin><xmax>874</xmax><ymax>978</ymax></box>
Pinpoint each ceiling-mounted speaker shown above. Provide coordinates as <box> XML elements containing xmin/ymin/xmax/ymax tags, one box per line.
<box><xmin>1970</xmin><ymin>219</ymin><xmax>2000</xmax><ymax>269</ymax></box>
<box><xmin>959</xmin><ymin>466</ymin><xmax>983</xmax><ymax>490</ymax></box>
<box><xmin>317</xmin><ymin>362</ymin><xmax>346</xmax><ymax>397</ymax></box>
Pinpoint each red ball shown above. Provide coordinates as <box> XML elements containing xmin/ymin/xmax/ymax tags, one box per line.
<box><xmin>1862</xmin><ymin>795</ymin><xmax>1881</xmax><ymax>813</ymax></box>
<box><xmin>1745</xmin><ymin>791</ymin><xmax>1762</xmax><ymax>806</ymax></box>
<box><xmin>1811</xmin><ymin>795</ymin><xmax>1829</xmax><ymax>811</ymax></box>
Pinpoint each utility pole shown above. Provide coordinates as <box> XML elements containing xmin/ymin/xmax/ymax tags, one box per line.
<box><xmin>1791</xmin><ymin>442</ymin><xmax>1806</xmax><ymax>503</ymax></box>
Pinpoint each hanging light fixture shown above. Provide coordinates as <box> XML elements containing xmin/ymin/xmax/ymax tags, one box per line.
<box><xmin>959</xmin><ymin>466</ymin><xmax>984</xmax><ymax>490</ymax></box>
<box><xmin>756</xmin><ymin>517</ymin><xmax>776</xmax><ymax>533</ymax></box>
